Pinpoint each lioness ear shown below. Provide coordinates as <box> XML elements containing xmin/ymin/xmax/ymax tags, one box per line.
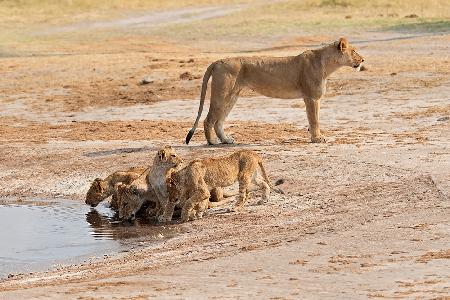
<box><xmin>338</xmin><ymin>37</ymin><xmax>348</xmax><ymax>52</ymax></box>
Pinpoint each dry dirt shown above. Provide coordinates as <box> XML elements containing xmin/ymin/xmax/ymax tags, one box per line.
<box><xmin>0</xmin><ymin>7</ymin><xmax>449</xmax><ymax>299</ymax></box>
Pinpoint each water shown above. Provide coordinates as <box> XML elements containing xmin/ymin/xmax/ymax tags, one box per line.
<box><xmin>0</xmin><ymin>199</ymin><xmax>180</xmax><ymax>277</ymax></box>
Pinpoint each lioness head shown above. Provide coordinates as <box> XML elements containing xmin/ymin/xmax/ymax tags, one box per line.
<box><xmin>117</xmin><ymin>183</ymin><xmax>146</xmax><ymax>221</ymax></box>
<box><xmin>336</xmin><ymin>37</ymin><xmax>364</xmax><ymax>70</ymax></box>
<box><xmin>155</xmin><ymin>146</ymin><xmax>183</xmax><ymax>167</ymax></box>
<box><xmin>86</xmin><ymin>178</ymin><xmax>109</xmax><ymax>207</ymax></box>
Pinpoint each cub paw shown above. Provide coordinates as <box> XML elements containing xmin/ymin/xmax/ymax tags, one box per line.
<box><xmin>157</xmin><ymin>215</ymin><xmax>171</xmax><ymax>223</ymax></box>
<box><xmin>227</xmin><ymin>205</ymin><xmax>243</xmax><ymax>213</ymax></box>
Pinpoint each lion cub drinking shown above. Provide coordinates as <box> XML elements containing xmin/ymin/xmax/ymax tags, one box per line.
<box><xmin>85</xmin><ymin>166</ymin><xmax>146</xmax><ymax>209</ymax></box>
<box><xmin>115</xmin><ymin>146</ymin><xmax>183</xmax><ymax>221</ymax></box>
<box><xmin>164</xmin><ymin>150</ymin><xmax>272</xmax><ymax>222</ymax></box>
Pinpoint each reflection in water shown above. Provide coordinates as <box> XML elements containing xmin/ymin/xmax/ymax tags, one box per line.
<box><xmin>0</xmin><ymin>200</ymin><xmax>182</xmax><ymax>278</ymax></box>
<box><xmin>85</xmin><ymin>208</ymin><xmax>180</xmax><ymax>241</ymax></box>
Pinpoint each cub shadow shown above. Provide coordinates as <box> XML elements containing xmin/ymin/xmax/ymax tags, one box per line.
<box><xmin>84</xmin><ymin>146</ymin><xmax>154</xmax><ymax>158</ymax></box>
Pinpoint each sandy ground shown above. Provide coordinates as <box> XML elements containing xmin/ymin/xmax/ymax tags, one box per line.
<box><xmin>0</xmin><ymin>4</ymin><xmax>450</xmax><ymax>298</ymax></box>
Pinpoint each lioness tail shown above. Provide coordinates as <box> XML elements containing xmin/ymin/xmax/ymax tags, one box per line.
<box><xmin>185</xmin><ymin>62</ymin><xmax>215</xmax><ymax>144</ymax></box>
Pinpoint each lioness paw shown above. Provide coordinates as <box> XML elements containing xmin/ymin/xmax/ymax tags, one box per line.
<box><xmin>221</xmin><ymin>136</ymin><xmax>235</xmax><ymax>144</ymax></box>
<box><xmin>257</xmin><ymin>199</ymin><xmax>268</xmax><ymax>205</ymax></box>
<box><xmin>311</xmin><ymin>136</ymin><xmax>327</xmax><ymax>143</ymax></box>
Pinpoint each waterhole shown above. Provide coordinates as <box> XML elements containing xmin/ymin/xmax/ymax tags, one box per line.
<box><xmin>0</xmin><ymin>199</ymin><xmax>181</xmax><ymax>277</ymax></box>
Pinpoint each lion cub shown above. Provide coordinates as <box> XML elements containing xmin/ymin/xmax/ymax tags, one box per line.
<box><xmin>85</xmin><ymin>166</ymin><xmax>146</xmax><ymax>209</ymax></box>
<box><xmin>144</xmin><ymin>146</ymin><xmax>184</xmax><ymax>221</ymax></box>
<box><xmin>116</xmin><ymin>167</ymin><xmax>158</xmax><ymax>221</ymax></box>
<box><xmin>116</xmin><ymin>146</ymin><xmax>183</xmax><ymax>221</ymax></box>
<box><xmin>164</xmin><ymin>150</ymin><xmax>272</xmax><ymax>222</ymax></box>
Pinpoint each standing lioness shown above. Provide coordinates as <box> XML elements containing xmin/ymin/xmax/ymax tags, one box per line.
<box><xmin>186</xmin><ymin>38</ymin><xmax>364</xmax><ymax>145</ymax></box>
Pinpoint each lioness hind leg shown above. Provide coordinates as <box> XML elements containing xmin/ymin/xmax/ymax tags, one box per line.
<box><xmin>209</xmin><ymin>71</ymin><xmax>241</xmax><ymax>144</ymax></box>
<box><xmin>204</xmin><ymin>115</ymin><xmax>218</xmax><ymax>145</ymax></box>
<box><xmin>214</xmin><ymin>120</ymin><xmax>234</xmax><ymax>144</ymax></box>
<box><xmin>215</xmin><ymin>88</ymin><xmax>241</xmax><ymax>144</ymax></box>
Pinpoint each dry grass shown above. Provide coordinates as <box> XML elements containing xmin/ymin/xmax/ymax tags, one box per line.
<box><xmin>1</xmin><ymin>0</ymin><xmax>449</xmax><ymax>55</ymax></box>
<box><xmin>157</xmin><ymin>0</ymin><xmax>450</xmax><ymax>42</ymax></box>
<box><xmin>2</xmin><ymin>0</ymin><xmax>448</xmax><ymax>27</ymax></box>
<box><xmin>0</xmin><ymin>0</ymin><xmax>254</xmax><ymax>24</ymax></box>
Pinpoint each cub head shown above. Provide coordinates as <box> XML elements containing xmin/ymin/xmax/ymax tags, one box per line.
<box><xmin>336</xmin><ymin>37</ymin><xmax>364</xmax><ymax>70</ymax></box>
<box><xmin>155</xmin><ymin>146</ymin><xmax>183</xmax><ymax>167</ymax></box>
<box><xmin>85</xmin><ymin>178</ymin><xmax>109</xmax><ymax>207</ymax></box>
<box><xmin>116</xmin><ymin>183</ymin><xmax>145</xmax><ymax>221</ymax></box>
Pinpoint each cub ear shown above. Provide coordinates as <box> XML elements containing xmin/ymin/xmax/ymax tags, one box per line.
<box><xmin>130</xmin><ymin>185</ymin><xmax>139</xmax><ymax>195</ymax></box>
<box><xmin>158</xmin><ymin>149</ymin><xmax>166</xmax><ymax>161</ymax></box>
<box><xmin>113</xmin><ymin>182</ymin><xmax>122</xmax><ymax>191</ymax></box>
<box><xmin>94</xmin><ymin>178</ymin><xmax>103</xmax><ymax>190</ymax></box>
<box><xmin>338</xmin><ymin>37</ymin><xmax>348</xmax><ymax>52</ymax></box>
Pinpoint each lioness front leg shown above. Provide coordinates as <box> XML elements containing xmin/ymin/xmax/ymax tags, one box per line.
<box><xmin>304</xmin><ymin>98</ymin><xmax>326</xmax><ymax>143</ymax></box>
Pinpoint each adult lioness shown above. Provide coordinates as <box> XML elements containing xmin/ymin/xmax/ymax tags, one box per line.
<box><xmin>185</xmin><ymin>38</ymin><xmax>364</xmax><ymax>145</ymax></box>
<box><xmin>85</xmin><ymin>167</ymin><xmax>146</xmax><ymax>209</ymax></box>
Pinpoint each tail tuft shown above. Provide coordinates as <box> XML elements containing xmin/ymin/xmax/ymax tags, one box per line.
<box><xmin>185</xmin><ymin>128</ymin><xmax>195</xmax><ymax>145</ymax></box>
<box><xmin>274</xmin><ymin>178</ymin><xmax>285</xmax><ymax>186</ymax></box>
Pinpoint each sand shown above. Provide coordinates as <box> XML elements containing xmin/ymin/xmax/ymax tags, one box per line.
<box><xmin>0</xmin><ymin>4</ymin><xmax>449</xmax><ymax>298</ymax></box>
